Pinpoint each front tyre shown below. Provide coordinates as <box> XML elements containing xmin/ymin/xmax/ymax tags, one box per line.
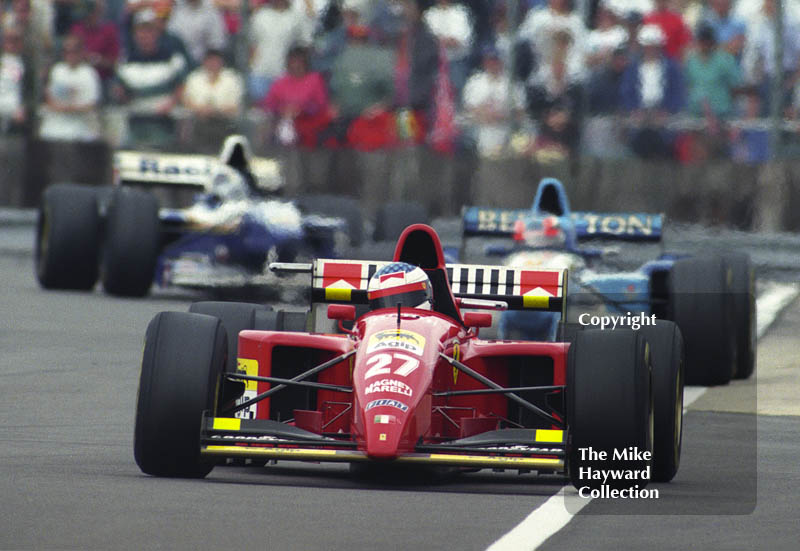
<box><xmin>639</xmin><ymin>321</ymin><xmax>684</xmax><ymax>482</ymax></box>
<box><xmin>35</xmin><ymin>183</ymin><xmax>101</xmax><ymax>290</ymax></box>
<box><xmin>134</xmin><ymin>311</ymin><xmax>227</xmax><ymax>478</ymax></box>
<box><xmin>567</xmin><ymin>329</ymin><xmax>652</xmax><ymax>491</ymax></box>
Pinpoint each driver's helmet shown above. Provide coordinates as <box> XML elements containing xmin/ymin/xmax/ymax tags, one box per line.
<box><xmin>519</xmin><ymin>216</ymin><xmax>567</xmax><ymax>249</ymax></box>
<box><xmin>218</xmin><ymin>134</ymin><xmax>259</xmax><ymax>192</ymax></box>
<box><xmin>219</xmin><ymin>134</ymin><xmax>253</xmax><ymax>172</ymax></box>
<box><xmin>367</xmin><ymin>262</ymin><xmax>433</xmax><ymax>310</ymax></box>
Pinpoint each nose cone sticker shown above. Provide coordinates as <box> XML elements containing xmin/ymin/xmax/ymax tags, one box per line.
<box><xmin>367</xmin><ymin>329</ymin><xmax>426</xmax><ymax>356</ymax></box>
<box><xmin>365</xmin><ymin>378</ymin><xmax>413</xmax><ymax>396</ymax></box>
<box><xmin>365</xmin><ymin>399</ymin><xmax>409</xmax><ymax>413</ymax></box>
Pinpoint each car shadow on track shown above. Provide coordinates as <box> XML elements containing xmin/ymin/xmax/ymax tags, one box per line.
<box><xmin>200</xmin><ymin>462</ymin><xmax>569</xmax><ymax>497</ymax></box>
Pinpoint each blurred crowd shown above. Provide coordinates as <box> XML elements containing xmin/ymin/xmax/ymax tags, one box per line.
<box><xmin>2</xmin><ymin>0</ymin><xmax>800</xmax><ymax>163</ymax></box>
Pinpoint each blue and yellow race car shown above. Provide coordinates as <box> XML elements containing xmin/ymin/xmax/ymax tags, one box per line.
<box><xmin>461</xmin><ymin>178</ymin><xmax>755</xmax><ymax>386</ymax></box>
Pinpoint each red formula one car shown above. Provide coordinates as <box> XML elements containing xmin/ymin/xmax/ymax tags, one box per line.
<box><xmin>134</xmin><ymin>225</ymin><xmax>684</xmax><ymax>490</ymax></box>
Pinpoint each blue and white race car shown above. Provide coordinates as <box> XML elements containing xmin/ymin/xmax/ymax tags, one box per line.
<box><xmin>461</xmin><ymin>178</ymin><xmax>755</xmax><ymax>386</ymax></box>
<box><xmin>36</xmin><ymin>135</ymin><xmax>349</xmax><ymax>297</ymax></box>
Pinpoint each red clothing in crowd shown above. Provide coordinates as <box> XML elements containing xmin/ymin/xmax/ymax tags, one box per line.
<box><xmin>70</xmin><ymin>21</ymin><xmax>121</xmax><ymax>82</ymax></box>
<box><xmin>261</xmin><ymin>71</ymin><xmax>332</xmax><ymax>148</ymax></box>
<box><xmin>644</xmin><ymin>9</ymin><xmax>693</xmax><ymax>60</ymax></box>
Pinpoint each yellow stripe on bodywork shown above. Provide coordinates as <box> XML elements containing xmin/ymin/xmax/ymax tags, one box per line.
<box><xmin>398</xmin><ymin>454</ymin><xmax>563</xmax><ymax>469</ymax></box>
<box><xmin>523</xmin><ymin>295</ymin><xmax>550</xmax><ymax>309</ymax></box>
<box><xmin>535</xmin><ymin>429</ymin><xmax>564</xmax><ymax>443</ymax></box>
<box><xmin>201</xmin><ymin>447</ymin><xmax>563</xmax><ymax>470</ymax></box>
<box><xmin>202</xmin><ymin>446</ymin><xmax>365</xmax><ymax>462</ymax></box>
<box><xmin>212</xmin><ymin>418</ymin><xmax>241</xmax><ymax>431</ymax></box>
<box><xmin>325</xmin><ymin>287</ymin><xmax>352</xmax><ymax>301</ymax></box>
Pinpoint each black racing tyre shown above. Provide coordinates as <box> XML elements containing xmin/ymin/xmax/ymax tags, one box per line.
<box><xmin>567</xmin><ymin>329</ymin><xmax>652</xmax><ymax>491</ymax></box>
<box><xmin>373</xmin><ymin>201</ymin><xmax>429</xmax><ymax>242</ymax></box>
<box><xmin>278</xmin><ymin>309</ymin><xmax>310</xmax><ymax>332</ymax></box>
<box><xmin>668</xmin><ymin>256</ymin><xmax>735</xmax><ymax>386</ymax></box>
<box><xmin>188</xmin><ymin>302</ymin><xmax>276</xmax><ymax>372</ymax></box>
<box><xmin>296</xmin><ymin>194</ymin><xmax>364</xmax><ymax>247</ymax></box>
<box><xmin>556</xmin><ymin>322</ymin><xmax>584</xmax><ymax>344</ymax></box>
<box><xmin>252</xmin><ymin>308</ymin><xmax>312</xmax><ymax>333</ymax></box>
<box><xmin>35</xmin><ymin>183</ymin><xmax>101</xmax><ymax>290</ymax></box>
<box><xmin>102</xmin><ymin>188</ymin><xmax>160</xmax><ymax>297</ymax></box>
<box><xmin>134</xmin><ymin>311</ymin><xmax>226</xmax><ymax>478</ymax></box>
<box><xmin>722</xmin><ymin>253</ymin><xmax>756</xmax><ymax>380</ymax></box>
<box><xmin>639</xmin><ymin>321</ymin><xmax>684</xmax><ymax>483</ymax></box>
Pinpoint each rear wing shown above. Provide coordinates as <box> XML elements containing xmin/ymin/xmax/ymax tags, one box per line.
<box><xmin>113</xmin><ymin>150</ymin><xmax>283</xmax><ymax>192</ymax></box>
<box><xmin>272</xmin><ymin>259</ymin><xmax>566</xmax><ymax>314</ymax></box>
<box><xmin>462</xmin><ymin>207</ymin><xmax>663</xmax><ymax>241</ymax></box>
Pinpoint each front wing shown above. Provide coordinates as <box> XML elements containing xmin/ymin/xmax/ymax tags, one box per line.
<box><xmin>199</xmin><ymin>414</ymin><xmax>566</xmax><ymax>472</ymax></box>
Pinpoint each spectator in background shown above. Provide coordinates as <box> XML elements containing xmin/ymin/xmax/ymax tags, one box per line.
<box><xmin>326</xmin><ymin>16</ymin><xmax>395</xmax><ymax>150</ymax></box>
<box><xmin>423</xmin><ymin>0</ymin><xmax>473</xmax><ymax>100</ymax></box>
<box><xmin>113</xmin><ymin>8</ymin><xmax>190</xmax><ymax>145</ymax></box>
<box><xmin>462</xmin><ymin>45</ymin><xmax>525</xmax><ymax>158</ymax></box>
<box><xmin>729</xmin><ymin>87</ymin><xmax>770</xmax><ymax>164</ymax></box>
<box><xmin>585</xmin><ymin>0</ymin><xmax>628</xmax><ymax>70</ymax></box>
<box><xmin>526</xmin><ymin>26</ymin><xmax>584</xmax><ymax>159</ymax></box>
<box><xmin>620</xmin><ymin>24</ymin><xmax>684</xmax><ymax>158</ymax></box>
<box><xmin>311</xmin><ymin>0</ymin><xmax>358</xmax><ymax>82</ymax></box>
<box><xmin>261</xmin><ymin>45</ymin><xmax>331</xmax><ymax>148</ymax></box>
<box><xmin>39</xmin><ymin>34</ymin><xmax>102</xmax><ymax>141</ymax></box>
<box><xmin>393</xmin><ymin>0</ymin><xmax>438</xmax><ymax>143</ymax></box>
<box><xmin>248</xmin><ymin>0</ymin><xmax>313</xmax><ymax>102</ymax></box>
<box><xmin>741</xmin><ymin>0</ymin><xmax>800</xmax><ymax>116</ymax></box>
<box><xmin>587</xmin><ymin>44</ymin><xmax>628</xmax><ymax>114</ymax></box>
<box><xmin>53</xmin><ymin>0</ymin><xmax>81</xmax><ymax>39</ymax></box>
<box><xmin>685</xmin><ymin>23</ymin><xmax>741</xmax><ymax>119</ymax></box>
<box><xmin>517</xmin><ymin>0</ymin><xmax>587</xmax><ymax>81</ymax></box>
<box><xmin>620</xmin><ymin>25</ymin><xmax>684</xmax><ymax>115</ymax></box>
<box><xmin>70</xmin><ymin>0</ymin><xmax>121</xmax><ymax>92</ymax></box>
<box><xmin>2</xmin><ymin>0</ymin><xmax>54</xmax><ymax>53</ymax></box>
<box><xmin>0</xmin><ymin>26</ymin><xmax>25</xmax><ymax>129</ymax></box>
<box><xmin>621</xmin><ymin>9</ymin><xmax>645</xmax><ymax>55</ymax></box>
<box><xmin>182</xmin><ymin>48</ymin><xmax>242</xmax><ymax>118</ymax></box>
<box><xmin>214</xmin><ymin>0</ymin><xmax>241</xmax><ymax>36</ymax></box>
<box><xmin>698</xmin><ymin>0</ymin><xmax>746</xmax><ymax>59</ymax></box>
<box><xmin>181</xmin><ymin>47</ymin><xmax>242</xmax><ymax>146</ymax></box>
<box><xmin>124</xmin><ymin>0</ymin><xmax>172</xmax><ymax>20</ymax></box>
<box><xmin>167</xmin><ymin>0</ymin><xmax>227</xmax><ymax>66</ymax></box>
<box><xmin>487</xmin><ymin>1</ymin><xmax>513</xmax><ymax>71</ymax></box>
<box><xmin>643</xmin><ymin>0</ymin><xmax>692</xmax><ymax>60</ymax></box>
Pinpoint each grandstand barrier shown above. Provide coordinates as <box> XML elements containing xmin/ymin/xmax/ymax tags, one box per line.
<box><xmin>1</xmin><ymin>125</ymin><xmax>798</xmax><ymax>232</ymax></box>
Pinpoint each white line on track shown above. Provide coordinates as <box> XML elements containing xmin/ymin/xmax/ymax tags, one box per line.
<box><xmin>755</xmin><ymin>282</ymin><xmax>800</xmax><ymax>339</ymax></box>
<box><xmin>486</xmin><ymin>282</ymin><xmax>800</xmax><ymax>551</ymax></box>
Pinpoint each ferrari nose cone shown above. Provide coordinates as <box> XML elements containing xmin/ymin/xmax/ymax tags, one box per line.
<box><xmin>363</xmin><ymin>402</ymin><xmax>408</xmax><ymax>459</ymax></box>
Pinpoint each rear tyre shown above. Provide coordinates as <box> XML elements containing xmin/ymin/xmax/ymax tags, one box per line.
<box><xmin>134</xmin><ymin>312</ymin><xmax>226</xmax><ymax>478</ymax></box>
<box><xmin>373</xmin><ymin>201</ymin><xmax>429</xmax><ymax>242</ymax></box>
<box><xmin>102</xmin><ymin>188</ymin><xmax>160</xmax><ymax>297</ymax></box>
<box><xmin>639</xmin><ymin>321</ymin><xmax>684</xmax><ymax>483</ymax></box>
<box><xmin>668</xmin><ymin>256</ymin><xmax>735</xmax><ymax>386</ymax></box>
<box><xmin>35</xmin><ymin>183</ymin><xmax>100</xmax><ymax>290</ymax></box>
<box><xmin>188</xmin><ymin>302</ymin><xmax>276</xmax><ymax>372</ymax></box>
<box><xmin>722</xmin><ymin>253</ymin><xmax>756</xmax><ymax>380</ymax></box>
<box><xmin>567</xmin><ymin>329</ymin><xmax>652</xmax><ymax>491</ymax></box>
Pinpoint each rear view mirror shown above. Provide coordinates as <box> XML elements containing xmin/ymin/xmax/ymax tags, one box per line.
<box><xmin>463</xmin><ymin>312</ymin><xmax>492</xmax><ymax>329</ymax></box>
<box><xmin>328</xmin><ymin>304</ymin><xmax>356</xmax><ymax>321</ymax></box>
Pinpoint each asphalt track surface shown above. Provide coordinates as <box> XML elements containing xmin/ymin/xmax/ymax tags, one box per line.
<box><xmin>1</xmin><ymin>231</ymin><xmax>799</xmax><ymax>550</ymax></box>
